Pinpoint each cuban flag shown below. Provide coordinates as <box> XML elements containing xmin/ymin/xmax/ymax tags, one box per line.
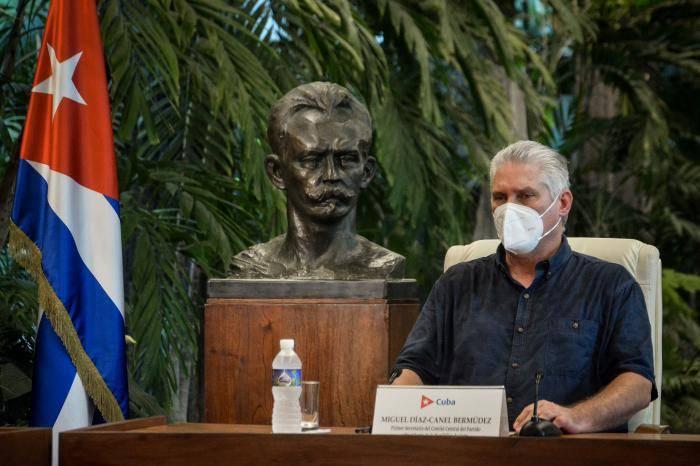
<box><xmin>8</xmin><ymin>0</ymin><xmax>128</xmax><ymax>459</ymax></box>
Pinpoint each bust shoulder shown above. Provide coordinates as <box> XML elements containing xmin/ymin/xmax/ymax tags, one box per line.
<box><xmin>228</xmin><ymin>234</ymin><xmax>405</xmax><ymax>279</ymax></box>
<box><xmin>229</xmin><ymin>235</ymin><xmax>287</xmax><ymax>278</ymax></box>
<box><xmin>351</xmin><ymin>235</ymin><xmax>405</xmax><ymax>278</ymax></box>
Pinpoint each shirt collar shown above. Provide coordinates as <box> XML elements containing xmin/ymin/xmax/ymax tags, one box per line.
<box><xmin>547</xmin><ymin>235</ymin><xmax>573</xmax><ymax>274</ymax></box>
<box><xmin>495</xmin><ymin>235</ymin><xmax>573</xmax><ymax>277</ymax></box>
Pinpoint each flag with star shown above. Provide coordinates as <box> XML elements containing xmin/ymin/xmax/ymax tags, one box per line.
<box><xmin>8</xmin><ymin>0</ymin><xmax>128</xmax><ymax>452</ymax></box>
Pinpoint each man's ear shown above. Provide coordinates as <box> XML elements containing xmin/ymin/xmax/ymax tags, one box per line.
<box><xmin>361</xmin><ymin>155</ymin><xmax>377</xmax><ymax>188</ymax></box>
<box><xmin>265</xmin><ymin>154</ymin><xmax>286</xmax><ymax>190</ymax></box>
<box><xmin>559</xmin><ymin>189</ymin><xmax>573</xmax><ymax>217</ymax></box>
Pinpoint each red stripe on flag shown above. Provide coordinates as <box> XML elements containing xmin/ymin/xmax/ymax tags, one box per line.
<box><xmin>20</xmin><ymin>0</ymin><xmax>118</xmax><ymax>200</ymax></box>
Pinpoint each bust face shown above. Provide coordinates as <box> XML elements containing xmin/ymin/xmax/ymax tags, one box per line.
<box><xmin>280</xmin><ymin>108</ymin><xmax>375</xmax><ymax>222</ymax></box>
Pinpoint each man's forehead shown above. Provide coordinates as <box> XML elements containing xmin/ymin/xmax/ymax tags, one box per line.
<box><xmin>491</xmin><ymin>162</ymin><xmax>547</xmax><ymax>192</ymax></box>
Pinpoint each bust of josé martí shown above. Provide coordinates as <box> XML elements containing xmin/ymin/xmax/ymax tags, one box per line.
<box><xmin>229</xmin><ymin>82</ymin><xmax>405</xmax><ymax>280</ymax></box>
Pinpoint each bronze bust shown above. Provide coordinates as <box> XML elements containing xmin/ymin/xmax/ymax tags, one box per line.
<box><xmin>229</xmin><ymin>82</ymin><xmax>405</xmax><ymax>279</ymax></box>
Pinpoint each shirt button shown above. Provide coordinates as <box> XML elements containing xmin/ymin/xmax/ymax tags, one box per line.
<box><xmin>523</xmin><ymin>293</ymin><xmax>530</xmax><ymax>299</ymax></box>
<box><xmin>517</xmin><ymin>326</ymin><xmax>524</xmax><ymax>333</ymax></box>
<box><xmin>572</xmin><ymin>321</ymin><xmax>579</xmax><ymax>329</ymax></box>
<box><xmin>507</xmin><ymin>397</ymin><xmax>513</xmax><ymax>404</ymax></box>
<box><xmin>511</xmin><ymin>362</ymin><xmax>519</xmax><ymax>369</ymax></box>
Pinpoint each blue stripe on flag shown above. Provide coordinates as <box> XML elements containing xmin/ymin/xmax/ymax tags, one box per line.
<box><xmin>104</xmin><ymin>195</ymin><xmax>120</xmax><ymax>216</ymax></box>
<box><xmin>30</xmin><ymin>315</ymin><xmax>77</xmax><ymax>426</ymax></box>
<box><xmin>13</xmin><ymin>160</ymin><xmax>128</xmax><ymax>417</ymax></box>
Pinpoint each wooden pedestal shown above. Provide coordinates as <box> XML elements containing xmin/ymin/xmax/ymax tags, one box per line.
<box><xmin>204</xmin><ymin>279</ymin><xmax>420</xmax><ymax>427</ymax></box>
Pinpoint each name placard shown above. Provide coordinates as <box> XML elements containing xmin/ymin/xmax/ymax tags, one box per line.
<box><xmin>372</xmin><ymin>385</ymin><xmax>509</xmax><ymax>437</ymax></box>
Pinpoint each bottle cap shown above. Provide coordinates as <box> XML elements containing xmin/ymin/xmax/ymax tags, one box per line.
<box><xmin>280</xmin><ymin>339</ymin><xmax>294</xmax><ymax>349</ymax></box>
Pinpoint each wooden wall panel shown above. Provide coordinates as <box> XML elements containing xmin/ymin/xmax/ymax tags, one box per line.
<box><xmin>204</xmin><ymin>298</ymin><xmax>419</xmax><ymax>427</ymax></box>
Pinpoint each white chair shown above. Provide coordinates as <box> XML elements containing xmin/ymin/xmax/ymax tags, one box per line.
<box><xmin>444</xmin><ymin>237</ymin><xmax>662</xmax><ymax>431</ymax></box>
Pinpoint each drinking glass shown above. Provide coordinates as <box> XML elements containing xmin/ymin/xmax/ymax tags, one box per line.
<box><xmin>301</xmin><ymin>381</ymin><xmax>320</xmax><ymax>429</ymax></box>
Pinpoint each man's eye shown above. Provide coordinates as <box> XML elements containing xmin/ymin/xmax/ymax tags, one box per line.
<box><xmin>339</xmin><ymin>154</ymin><xmax>358</xmax><ymax>166</ymax></box>
<box><xmin>300</xmin><ymin>157</ymin><xmax>319</xmax><ymax>168</ymax></box>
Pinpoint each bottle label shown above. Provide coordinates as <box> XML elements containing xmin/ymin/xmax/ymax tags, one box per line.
<box><xmin>272</xmin><ymin>369</ymin><xmax>302</xmax><ymax>387</ymax></box>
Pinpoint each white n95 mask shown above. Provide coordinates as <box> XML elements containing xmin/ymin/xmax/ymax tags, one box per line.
<box><xmin>493</xmin><ymin>195</ymin><xmax>561</xmax><ymax>255</ymax></box>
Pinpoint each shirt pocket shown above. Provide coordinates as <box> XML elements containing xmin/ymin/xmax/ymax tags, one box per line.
<box><xmin>545</xmin><ymin>318</ymin><xmax>599</xmax><ymax>377</ymax></box>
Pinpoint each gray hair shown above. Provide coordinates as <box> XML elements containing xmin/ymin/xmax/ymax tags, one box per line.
<box><xmin>489</xmin><ymin>140</ymin><xmax>570</xmax><ymax>198</ymax></box>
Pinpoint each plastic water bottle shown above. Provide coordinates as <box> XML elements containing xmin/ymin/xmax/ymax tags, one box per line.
<box><xmin>272</xmin><ymin>338</ymin><xmax>302</xmax><ymax>433</ymax></box>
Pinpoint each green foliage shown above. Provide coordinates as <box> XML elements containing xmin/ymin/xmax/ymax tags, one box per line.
<box><xmin>0</xmin><ymin>249</ymin><xmax>36</xmax><ymax>425</ymax></box>
<box><xmin>100</xmin><ymin>1</ymin><xmax>281</xmax><ymax>408</ymax></box>
<box><xmin>661</xmin><ymin>269</ymin><xmax>700</xmax><ymax>433</ymax></box>
<box><xmin>538</xmin><ymin>1</ymin><xmax>700</xmax><ymax>261</ymax></box>
<box><xmin>0</xmin><ymin>0</ymin><xmax>47</xmax><ymax>169</ymax></box>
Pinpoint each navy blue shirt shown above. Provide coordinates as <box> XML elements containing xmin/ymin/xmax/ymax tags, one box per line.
<box><xmin>395</xmin><ymin>237</ymin><xmax>657</xmax><ymax>431</ymax></box>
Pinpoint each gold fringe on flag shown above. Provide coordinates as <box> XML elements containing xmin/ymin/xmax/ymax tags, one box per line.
<box><xmin>9</xmin><ymin>221</ymin><xmax>125</xmax><ymax>423</ymax></box>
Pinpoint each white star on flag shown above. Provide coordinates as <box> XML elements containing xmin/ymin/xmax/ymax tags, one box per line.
<box><xmin>32</xmin><ymin>44</ymin><xmax>87</xmax><ymax>118</ymax></box>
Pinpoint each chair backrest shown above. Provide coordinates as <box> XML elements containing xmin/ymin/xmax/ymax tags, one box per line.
<box><xmin>444</xmin><ymin>237</ymin><xmax>662</xmax><ymax>430</ymax></box>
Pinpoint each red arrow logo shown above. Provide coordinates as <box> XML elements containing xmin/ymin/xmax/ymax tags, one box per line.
<box><xmin>420</xmin><ymin>395</ymin><xmax>434</xmax><ymax>409</ymax></box>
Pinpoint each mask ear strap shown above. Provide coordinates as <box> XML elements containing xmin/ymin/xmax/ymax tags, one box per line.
<box><xmin>539</xmin><ymin>192</ymin><xmax>561</xmax><ymax>218</ymax></box>
<box><xmin>539</xmin><ymin>216</ymin><xmax>561</xmax><ymax>240</ymax></box>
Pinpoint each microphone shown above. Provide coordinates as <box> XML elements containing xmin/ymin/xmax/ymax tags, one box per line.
<box><xmin>519</xmin><ymin>370</ymin><xmax>562</xmax><ymax>437</ymax></box>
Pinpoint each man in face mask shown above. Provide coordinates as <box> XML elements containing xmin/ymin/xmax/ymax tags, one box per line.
<box><xmin>390</xmin><ymin>140</ymin><xmax>657</xmax><ymax>434</ymax></box>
